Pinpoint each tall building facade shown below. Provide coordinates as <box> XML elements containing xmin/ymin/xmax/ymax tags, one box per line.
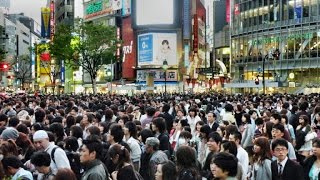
<box><xmin>226</xmin><ymin>0</ymin><xmax>320</xmax><ymax>94</ymax></box>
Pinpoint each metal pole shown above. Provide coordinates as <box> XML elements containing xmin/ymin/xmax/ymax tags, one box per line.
<box><xmin>263</xmin><ymin>55</ymin><xmax>266</xmax><ymax>94</ymax></box>
<box><xmin>165</xmin><ymin>70</ymin><xmax>167</xmax><ymax>96</ymax></box>
<box><xmin>110</xmin><ymin>59</ymin><xmax>113</xmax><ymax>94</ymax></box>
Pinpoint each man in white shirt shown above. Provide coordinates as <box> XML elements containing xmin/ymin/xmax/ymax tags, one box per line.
<box><xmin>33</xmin><ymin>130</ymin><xmax>70</xmax><ymax>171</ymax></box>
<box><xmin>229</xmin><ymin>131</ymin><xmax>249</xmax><ymax>178</ymax></box>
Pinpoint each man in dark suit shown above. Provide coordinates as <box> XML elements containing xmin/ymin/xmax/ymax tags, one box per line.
<box><xmin>160</xmin><ymin>103</ymin><xmax>174</xmax><ymax>132</ymax></box>
<box><xmin>271</xmin><ymin>138</ymin><xmax>304</xmax><ymax>180</ymax></box>
<box><xmin>207</xmin><ymin>112</ymin><xmax>219</xmax><ymax>133</ymax></box>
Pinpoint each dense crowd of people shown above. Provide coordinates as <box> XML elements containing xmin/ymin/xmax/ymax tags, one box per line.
<box><xmin>0</xmin><ymin>92</ymin><xmax>320</xmax><ymax>180</ymax></box>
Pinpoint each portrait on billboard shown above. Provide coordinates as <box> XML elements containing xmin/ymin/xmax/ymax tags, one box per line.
<box><xmin>154</xmin><ymin>33</ymin><xmax>177</xmax><ymax>66</ymax></box>
<box><xmin>138</xmin><ymin>33</ymin><xmax>177</xmax><ymax>66</ymax></box>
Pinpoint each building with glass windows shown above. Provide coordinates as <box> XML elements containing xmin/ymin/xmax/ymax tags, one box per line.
<box><xmin>225</xmin><ymin>0</ymin><xmax>320</xmax><ymax>94</ymax></box>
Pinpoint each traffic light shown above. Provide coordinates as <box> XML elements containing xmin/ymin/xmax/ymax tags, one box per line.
<box><xmin>0</xmin><ymin>62</ymin><xmax>9</xmax><ymax>71</ymax></box>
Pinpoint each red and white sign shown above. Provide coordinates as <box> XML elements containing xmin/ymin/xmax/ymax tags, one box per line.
<box><xmin>226</xmin><ymin>0</ymin><xmax>230</xmax><ymax>22</ymax></box>
<box><xmin>50</xmin><ymin>0</ymin><xmax>55</xmax><ymax>40</ymax></box>
<box><xmin>234</xmin><ymin>4</ymin><xmax>240</xmax><ymax>15</ymax></box>
<box><xmin>121</xmin><ymin>17</ymin><xmax>136</xmax><ymax>79</ymax></box>
<box><xmin>193</xmin><ymin>15</ymin><xmax>198</xmax><ymax>53</ymax></box>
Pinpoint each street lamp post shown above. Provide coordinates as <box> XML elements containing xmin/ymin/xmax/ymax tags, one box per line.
<box><xmin>106</xmin><ymin>68</ymin><xmax>112</xmax><ymax>94</ymax></box>
<box><xmin>262</xmin><ymin>55</ymin><xmax>267</xmax><ymax>95</ymax></box>
<box><xmin>162</xmin><ymin>60</ymin><xmax>168</xmax><ymax>96</ymax></box>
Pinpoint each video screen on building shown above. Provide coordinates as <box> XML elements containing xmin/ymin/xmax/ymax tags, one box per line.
<box><xmin>136</xmin><ymin>0</ymin><xmax>174</xmax><ymax>26</ymax></box>
<box><xmin>138</xmin><ymin>33</ymin><xmax>177</xmax><ymax>66</ymax></box>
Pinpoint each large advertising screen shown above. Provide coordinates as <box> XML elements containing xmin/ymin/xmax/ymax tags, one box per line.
<box><xmin>138</xmin><ymin>33</ymin><xmax>177</xmax><ymax>66</ymax></box>
<box><xmin>136</xmin><ymin>0</ymin><xmax>173</xmax><ymax>26</ymax></box>
<box><xmin>122</xmin><ymin>17</ymin><xmax>136</xmax><ymax>79</ymax></box>
<box><xmin>41</xmin><ymin>7</ymin><xmax>50</xmax><ymax>38</ymax></box>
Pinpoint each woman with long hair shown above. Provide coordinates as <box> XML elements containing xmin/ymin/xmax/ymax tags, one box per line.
<box><xmin>250</xmin><ymin>137</ymin><xmax>272</xmax><ymax>180</ymax></box>
<box><xmin>15</xmin><ymin>132</ymin><xmax>36</xmax><ymax>163</ymax></box>
<box><xmin>176</xmin><ymin>145</ymin><xmax>201</xmax><ymax>180</ymax></box>
<box><xmin>296</xmin><ymin>115</ymin><xmax>317</xmax><ymax>157</ymax></box>
<box><xmin>124</xmin><ymin>121</ymin><xmax>141</xmax><ymax>172</ymax></box>
<box><xmin>241</xmin><ymin>113</ymin><xmax>254</xmax><ymax>154</ymax></box>
<box><xmin>155</xmin><ymin>161</ymin><xmax>177</xmax><ymax>180</ymax></box>
<box><xmin>303</xmin><ymin>138</ymin><xmax>320</xmax><ymax>180</ymax></box>
<box><xmin>109</xmin><ymin>144</ymin><xmax>137</xmax><ymax>180</ymax></box>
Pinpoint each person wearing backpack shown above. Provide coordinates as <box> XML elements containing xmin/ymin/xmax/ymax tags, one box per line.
<box><xmin>33</xmin><ymin>130</ymin><xmax>70</xmax><ymax>171</ymax></box>
<box><xmin>109</xmin><ymin>144</ymin><xmax>142</xmax><ymax>180</ymax></box>
<box><xmin>64</xmin><ymin>137</ymin><xmax>82</xmax><ymax>180</ymax></box>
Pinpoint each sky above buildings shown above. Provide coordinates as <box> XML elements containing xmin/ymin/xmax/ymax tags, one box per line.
<box><xmin>9</xmin><ymin>0</ymin><xmax>47</xmax><ymax>24</ymax></box>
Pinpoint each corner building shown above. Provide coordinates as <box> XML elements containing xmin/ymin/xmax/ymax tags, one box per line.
<box><xmin>228</xmin><ymin>0</ymin><xmax>320</xmax><ymax>94</ymax></box>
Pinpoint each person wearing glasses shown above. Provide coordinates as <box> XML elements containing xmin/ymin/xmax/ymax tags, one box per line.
<box><xmin>271</xmin><ymin>138</ymin><xmax>304</xmax><ymax>180</ymax></box>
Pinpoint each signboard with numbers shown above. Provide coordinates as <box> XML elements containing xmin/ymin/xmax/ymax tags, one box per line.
<box><xmin>136</xmin><ymin>70</ymin><xmax>178</xmax><ymax>81</ymax></box>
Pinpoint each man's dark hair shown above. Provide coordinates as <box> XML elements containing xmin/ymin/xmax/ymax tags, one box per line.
<box><xmin>162</xmin><ymin>103</ymin><xmax>170</xmax><ymax>113</ymax></box>
<box><xmin>35</xmin><ymin>109</ymin><xmax>46</xmax><ymax>123</ymax></box>
<box><xmin>221</xmin><ymin>140</ymin><xmax>238</xmax><ymax>157</ymax></box>
<box><xmin>30</xmin><ymin>151</ymin><xmax>51</xmax><ymax>167</ymax></box>
<box><xmin>224</xmin><ymin>104</ymin><xmax>234</xmax><ymax>112</ymax></box>
<box><xmin>8</xmin><ymin>116</ymin><xmax>19</xmax><ymax>127</ymax></box>
<box><xmin>146</xmin><ymin>107</ymin><xmax>156</xmax><ymax>117</ymax></box>
<box><xmin>208</xmin><ymin>132</ymin><xmax>222</xmax><ymax>144</ymax></box>
<box><xmin>272</xmin><ymin>123</ymin><xmax>285</xmax><ymax>133</ymax></box>
<box><xmin>271</xmin><ymin>113</ymin><xmax>281</xmax><ymax>122</ymax></box>
<box><xmin>231</xmin><ymin>131</ymin><xmax>242</xmax><ymax>142</ymax></box>
<box><xmin>2</xmin><ymin>156</ymin><xmax>23</xmax><ymax>170</ymax></box>
<box><xmin>0</xmin><ymin>114</ymin><xmax>8</xmax><ymax>123</ymax></box>
<box><xmin>64</xmin><ymin>136</ymin><xmax>79</xmax><ymax>152</ymax></box>
<box><xmin>125</xmin><ymin>121</ymin><xmax>137</xmax><ymax>138</ymax></box>
<box><xmin>40</xmin><ymin>101</ymin><xmax>47</xmax><ymax>109</ymax></box>
<box><xmin>110</xmin><ymin>124</ymin><xmax>124</xmax><ymax>143</ymax></box>
<box><xmin>299</xmin><ymin>101</ymin><xmax>309</xmax><ymax>111</ymax></box>
<box><xmin>152</xmin><ymin>117</ymin><xmax>167</xmax><ymax>133</ymax></box>
<box><xmin>248</xmin><ymin>110</ymin><xmax>257</xmax><ymax>116</ymax></box>
<box><xmin>255</xmin><ymin>118</ymin><xmax>264</xmax><ymax>126</ymax></box>
<box><xmin>139</xmin><ymin>129</ymin><xmax>153</xmax><ymax>144</ymax></box>
<box><xmin>212</xmin><ymin>152</ymin><xmax>238</xmax><ymax>177</ymax></box>
<box><xmin>271</xmin><ymin>138</ymin><xmax>288</xmax><ymax>151</ymax></box>
<box><xmin>70</xmin><ymin>125</ymin><xmax>83</xmax><ymax>139</ymax></box>
<box><xmin>82</xmin><ymin>135</ymin><xmax>103</xmax><ymax>160</ymax></box>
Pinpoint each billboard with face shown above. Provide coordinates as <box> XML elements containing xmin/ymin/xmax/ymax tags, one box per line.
<box><xmin>138</xmin><ymin>33</ymin><xmax>177</xmax><ymax>66</ymax></box>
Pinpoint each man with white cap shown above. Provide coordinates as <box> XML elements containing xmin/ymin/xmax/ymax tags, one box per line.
<box><xmin>33</xmin><ymin>130</ymin><xmax>70</xmax><ymax>171</ymax></box>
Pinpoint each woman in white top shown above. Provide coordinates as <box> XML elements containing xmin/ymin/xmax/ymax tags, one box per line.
<box><xmin>296</xmin><ymin>115</ymin><xmax>317</xmax><ymax>157</ymax></box>
<box><xmin>123</xmin><ymin>121</ymin><xmax>142</xmax><ymax>172</ymax></box>
<box><xmin>186</xmin><ymin>108</ymin><xmax>201</xmax><ymax>136</ymax></box>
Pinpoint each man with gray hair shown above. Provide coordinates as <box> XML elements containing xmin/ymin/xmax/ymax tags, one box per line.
<box><xmin>145</xmin><ymin>137</ymin><xmax>168</xmax><ymax>180</ymax></box>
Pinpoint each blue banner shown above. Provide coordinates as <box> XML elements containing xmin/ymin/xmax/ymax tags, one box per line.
<box><xmin>138</xmin><ymin>34</ymin><xmax>153</xmax><ymax>64</ymax></box>
<box><xmin>183</xmin><ymin>0</ymin><xmax>191</xmax><ymax>39</ymax></box>
<box><xmin>60</xmin><ymin>60</ymin><xmax>65</xmax><ymax>83</ymax></box>
<box><xmin>294</xmin><ymin>0</ymin><xmax>302</xmax><ymax>23</ymax></box>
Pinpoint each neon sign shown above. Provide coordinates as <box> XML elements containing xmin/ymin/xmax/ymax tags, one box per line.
<box><xmin>86</xmin><ymin>1</ymin><xmax>103</xmax><ymax>15</ymax></box>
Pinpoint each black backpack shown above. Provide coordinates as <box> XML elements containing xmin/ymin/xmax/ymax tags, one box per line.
<box><xmin>51</xmin><ymin>147</ymin><xmax>82</xmax><ymax>180</ymax></box>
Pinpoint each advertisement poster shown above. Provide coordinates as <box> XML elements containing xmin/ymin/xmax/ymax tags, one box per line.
<box><xmin>41</xmin><ymin>7</ymin><xmax>50</xmax><ymax>38</ymax></box>
<box><xmin>138</xmin><ymin>34</ymin><xmax>153</xmax><ymax>64</ymax></box>
<box><xmin>138</xmin><ymin>33</ymin><xmax>177</xmax><ymax>66</ymax></box>
<box><xmin>122</xmin><ymin>0</ymin><xmax>131</xmax><ymax>16</ymax></box>
<box><xmin>154</xmin><ymin>33</ymin><xmax>177</xmax><ymax>66</ymax></box>
<box><xmin>112</xmin><ymin>0</ymin><xmax>122</xmax><ymax>10</ymax></box>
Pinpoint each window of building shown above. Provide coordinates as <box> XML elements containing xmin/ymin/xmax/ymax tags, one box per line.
<box><xmin>23</xmin><ymin>39</ymin><xmax>29</xmax><ymax>45</ymax></box>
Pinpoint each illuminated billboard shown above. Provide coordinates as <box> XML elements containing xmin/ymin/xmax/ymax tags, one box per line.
<box><xmin>138</xmin><ymin>33</ymin><xmax>177</xmax><ymax>66</ymax></box>
<box><xmin>84</xmin><ymin>0</ymin><xmax>113</xmax><ymax>21</ymax></box>
<box><xmin>136</xmin><ymin>0</ymin><xmax>173</xmax><ymax>25</ymax></box>
<box><xmin>41</xmin><ymin>7</ymin><xmax>50</xmax><ymax>38</ymax></box>
<box><xmin>132</xmin><ymin>0</ymin><xmax>181</xmax><ymax>29</ymax></box>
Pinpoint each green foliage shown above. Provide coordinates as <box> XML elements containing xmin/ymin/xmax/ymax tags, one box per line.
<box><xmin>47</xmin><ymin>20</ymin><xmax>120</xmax><ymax>94</ymax></box>
<box><xmin>49</xmin><ymin>24</ymin><xmax>75</xmax><ymax>67</ymax></box>
<box><xmin>75</xmin><ymin>22</ymin><xmax>119</xmax><ymax>72</ymax></box>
